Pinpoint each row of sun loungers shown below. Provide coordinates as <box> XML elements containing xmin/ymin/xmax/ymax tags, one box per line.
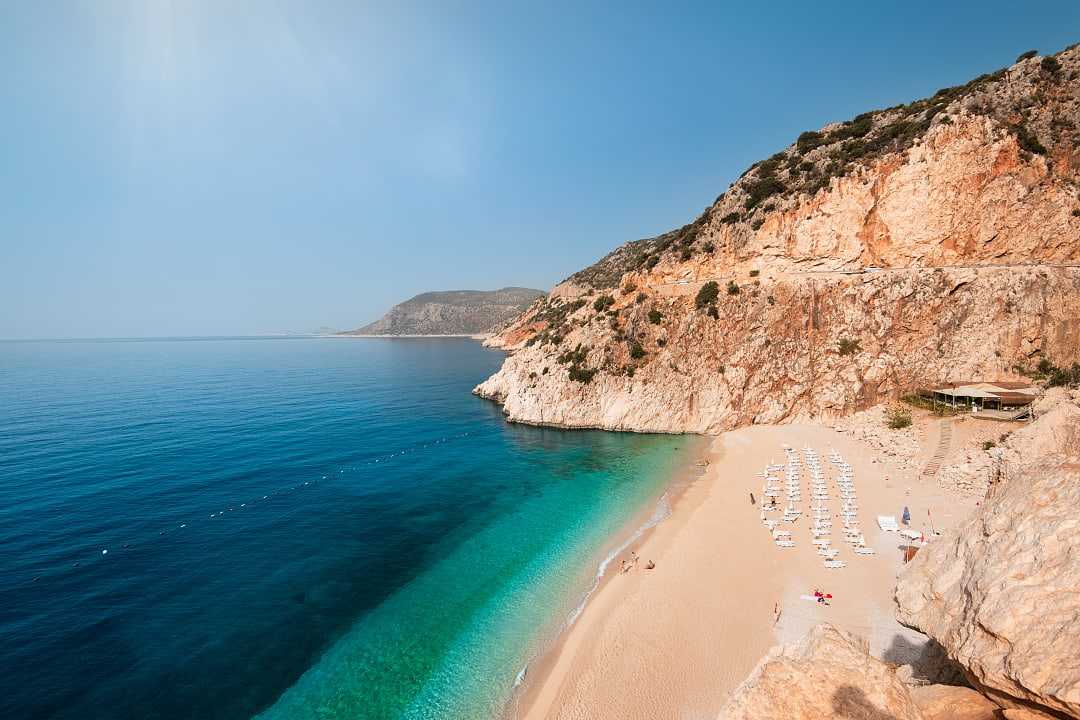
<box><xmin>759</xmin><ymin>445</ymin><xmax>876</xmax><ymax>567</ymax></box>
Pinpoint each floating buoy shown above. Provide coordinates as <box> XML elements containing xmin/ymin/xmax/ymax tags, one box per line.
<box><xmin>102</xmin><ymin>549</ymin><xmax>108</xmax><ymax>555</ymax></box>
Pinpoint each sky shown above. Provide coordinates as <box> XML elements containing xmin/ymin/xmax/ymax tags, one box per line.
<box><xmin>2</xmin><ymin>1</ymin><xmax>1078</xmax><ymax>338</ymax></box>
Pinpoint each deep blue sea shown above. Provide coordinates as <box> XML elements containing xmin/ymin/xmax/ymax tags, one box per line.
<box><xmin>0</xmin><ymin>337</ymin><xmax>690</xmax><ymax>720</ymax></box>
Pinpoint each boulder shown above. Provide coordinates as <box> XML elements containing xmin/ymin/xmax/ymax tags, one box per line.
<box><xmin>896</xmin><ymin>404</ymin><xmax>1080</xmax><ymax>718</ymax></box>
<box><xmin>909</xmin><ymin>684</ymin><xmax>999</xmax><ymax>720</ymax></box>
<box><xmin>718</xmin><ymin>624</ymin><xmax>924</xmax><ymax>720</ymax></box>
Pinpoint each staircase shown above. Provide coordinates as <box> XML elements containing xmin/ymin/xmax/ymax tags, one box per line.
<box><xmin>922</xmin><ymin>420</ymin><xmax>953</xmax><ymax>477</ymax></box>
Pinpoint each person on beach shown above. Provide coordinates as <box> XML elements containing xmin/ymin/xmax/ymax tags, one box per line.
<box><xmin>645</xmin><ymin>560</ymin><xmax>655</xmax><ymax>570</ymax></box>
<box><xmin>749</xmin><ymin>491</ymin><xmax>756</xmax><ymax>505</ymax></box>
<box><xmin>773</xmin><ymin>601</ymin><xmax>781</xmax><ymax>624</ymax></box>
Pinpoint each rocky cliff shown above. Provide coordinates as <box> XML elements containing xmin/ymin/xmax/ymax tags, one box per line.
<box><xmin>895</xmin><ymin>392</ymin><xmax>1080</xmax><ymax>718</ymax></box>
<box><xmin>476</xmin><ymin>46</ymin><xmax>1080</xmax><ymax>433</ymax></box>
<box><xmin>341</xmin><ymin>287</ymin><xmax>544</xmax><ymax>336</ymax></box>
<box><xmin>718</xmin><ymin>624</ymin><xmax>925</xmax><ymax>720</ymax></box>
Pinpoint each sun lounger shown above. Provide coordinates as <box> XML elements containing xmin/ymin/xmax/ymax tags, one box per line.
<box><xmin>877</xmin><ymin>515</ymin><xmax>900</xmax><ymax>532</ymax></box>
<box><xmin>823</xmin><ymin>560</ymin><xmax>846</xmax><ymax>569</ymax></box>
<box><xmin>775</xmin><ymin>540</ymin><xmax>795</xmax><ymax>548</ymax></box>
<box><xmin>854</xmin><ymin>546</ymin><xmax>875</xmax><ymax>555</ymax></box>
<box><xmin>900</xmin><ymin>529</ymin><xmax>922</xmax><ymax>540</ymax></box>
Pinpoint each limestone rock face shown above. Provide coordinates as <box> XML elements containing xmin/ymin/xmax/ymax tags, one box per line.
<box><xmin>475</xmin><ymin>47</ymin><xmax>1080</xmax><ymax>433</ymax></box>
<box><xmin>895</xmin><ymin>401</ymin><xmax>1080</xmax><ymax>718</ymax></box>
<box><xmin>718</xmin><ymin>624</ymin><xmax>924</xmax><ymax>720</ymax></box>
<box><xmin>909</xmin><ymin>684</ymin><xmax>1000</xmax><ymax>720</ymax></box>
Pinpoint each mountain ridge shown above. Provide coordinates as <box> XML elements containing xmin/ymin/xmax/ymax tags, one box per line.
<box><xmin>341</xmin><ymin>287</ymin><xmax>546</xmax><ymax>336</ymax></box>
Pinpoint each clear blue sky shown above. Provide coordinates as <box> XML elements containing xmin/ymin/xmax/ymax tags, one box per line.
<box><xmin>3</xmin><ymin>2</ymin><xmax>1078</xmax><ymax>338</ymax></box>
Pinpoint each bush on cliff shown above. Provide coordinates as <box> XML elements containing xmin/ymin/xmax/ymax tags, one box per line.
<box><xmin>648</xmin><ymin>309</ymin><xmax>663</xmax><ymax>324</ymax></box>
<box><xmin>838</xmin><ymin>338</ymin><xmax>861</xmax><ymax>356</ymax></box>
<box><xmin>887</xmin><ymin>407</ymin><xmax>913</xmax><ymax>429</ymax></box>
<box><xmin>696</xmin><ymin>281</ymin><xmax>719</xmax><ymax>309</ymax></box>
<box><xmin>593</xmin><ymin>295</ymin><xmax>615</xmax><ymax>312</ymax></box>
<box><xmin>567</xmin><ymin>365</ymin><xmax>597</xmax><ymax>384</ymax></box>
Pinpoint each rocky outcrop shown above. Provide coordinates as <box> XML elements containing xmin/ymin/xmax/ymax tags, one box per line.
<box><xmin>718</xmin><ymin>624</ymin><xmax>925</xmax><ymax>720</ymax></box>
<box><xmin>908</xmin><ymin>684</ymin><xmax>1000</xmax><ymax>720</ymax></box>
<box><xmin>476</xmin><ymin>46</ymin><xmax>1080</xmax><ymax>433</ymax></box>
<box><xmin>341</xmin><ymin>287</ymin><xmax>544</xmax><ymax>336</ymax></box>
<box><xmin>895</xmin><ymin>397</ymin><xmax>1080</xmax><ymax>718</ymax></box>
<box><xmin>932</xmin><ymin>387</ymin><xmax>1080</xmax><ymax>494</ymax></box>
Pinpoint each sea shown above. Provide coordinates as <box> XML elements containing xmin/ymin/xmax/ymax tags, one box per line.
<box><xmin>0</xmin><ymin>337</ymin><xmax>692</xmax><ymax>720</ymax></box>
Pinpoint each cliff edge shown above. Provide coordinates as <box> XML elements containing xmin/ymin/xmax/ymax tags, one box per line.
<box><xmin>476</xmin><ymin>46</ymin><xmax>1080</xmax><ymax>433</ymax></box>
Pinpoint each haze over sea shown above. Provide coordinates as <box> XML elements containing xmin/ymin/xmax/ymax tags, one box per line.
<box><xmin>0</xmin><ymin>337</ymin><xmax>689</xmax><ymax>719</ymax></box>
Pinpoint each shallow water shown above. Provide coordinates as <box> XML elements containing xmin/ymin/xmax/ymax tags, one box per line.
<box><xmin>0</xmin><ymin>337</ymin><xmax>687</xmax><ymax>719</ymax></box>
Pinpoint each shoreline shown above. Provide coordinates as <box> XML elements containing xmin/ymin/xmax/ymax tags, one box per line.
<box><xmin>511</xmin><ymin>422</ymin><xmax>979</xmax><ymax>719</ymax></box>
<box><xmin>500</xmin><ymin>435</ymin><xmax>712</xmax><ymax>720</ymax></box>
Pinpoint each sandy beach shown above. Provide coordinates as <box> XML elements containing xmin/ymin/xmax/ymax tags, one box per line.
<box><xmin>513</xmin><ymin>421</ymin><xmax>980</xmax><ymax>720</ymax></box>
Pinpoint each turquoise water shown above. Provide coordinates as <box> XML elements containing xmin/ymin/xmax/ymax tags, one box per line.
<box><xmin>1</xmin><ymin>337</ymin><xmax>689</xmax><ymax>719</ymax></box>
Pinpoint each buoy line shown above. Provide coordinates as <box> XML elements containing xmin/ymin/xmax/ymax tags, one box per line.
<box><xmin>25</xmin><ymin>430</ymin><xmax>478</xmax><ymax>584</ymax></box>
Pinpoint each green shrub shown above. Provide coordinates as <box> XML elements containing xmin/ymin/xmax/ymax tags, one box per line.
<box><xmin>887</xmin><ymin>408</ymin><xmax>912</xmax><ymax>429</ymax></box>
<box><xmin>695</xmin><ymin>281</ymin><xmax>719</xmax><ymax>309</ymax></box>
<box><xmin>568</xmin><ymin>365</ymin><xmax>597</xmax><ymax>384</ymax></box>
<box><xmin>629</xmin><ymin>342</ymin><xmax>646</xmax><ymax>359</ymax></box>
<box><xmin>1012</xmin><ymin>124</ymin><xmax>1047</xmax><ymax>155</ymax></box>
<box><xmin>767</xmin><ymin>295</ymin><xmax>775</xmax><ymax>305</ymax></box>
<box><xmin>838</xmin><ymin>338</ymin><xmax>861</xmax><ymax>356</ymax></box>
<box><xmin>749</xmin><ymin>269</ymin><xmax>760</xmax><ymax>277</ymax></box>
<box><xmin>751</xmin><ymin>218</ymin><xmax>764</xmax><ymax>231</ymax></box>
<box><xmin>830</xmin><ymin>114</ymin><xmax>873</xmax><ymax>141</ymax></box>
<box><xmin>623</xmin><ymin>282</ymin><xmax>636</xmax><ymax>293</ymax></box>
<box><xmin>796</xmin><ymin>130</ymin><xmax>826</xmax><ymax>153</ymax></box>
<box><xmin>647</xmin><ymin>309</ymin><xmax>663</xmax><ymax>324</ymax></box>
<box><xmin>982</xmin><ymin>440</ymin><xmax>997</xmax><ymax>451</ymax></box>
<box><xmin>1041</xmin><ymin>56</ymin><xmax>1061</xmax><ymax>75</ymax></box>
<box><xmin>656</xmin><ymin>337</ymin><xmax>666</xmax><ymax>347</ymax></box>
<box><xmin>680</xmin><ymin>248</ymin><xmax>692</xmax><ymax>261</ymax></box>
<box><xmin>702</xmin><ymin>242</ymin><xmax>715</xmax><ymax>253</ymax></box>
<box><xmin>557</xmin><ymin>344</ymin><xmax>589</xmax><ymax>365</ymax></box>
<box><xmin>593</xmin><ymin>295</ymin><xmax>615</xmax><ymax>312</ymax></box>
<box><xmin>744</xmin><ymin>177</ymin><xmax>786</xmax><ymax>210</ymax></box>
<box><xmin>1045</xmin><ymin>361</ymin><xmax>1080</xmax><ymax>388</ymax></box>
<box><xmin>645</xmin><ymin>255</ymin><xmax>660</xmax><ymax>269</ymax></box>
<box><xmin>636</xmin><ymin>292</ymin><xmax>648</xmax><ymax>303</ymax></box>
<box><xmin>1016</xmin><ymin>49</ymin><xmax>1038</xmax><ymax>62</ymax></box>
<box><xmin>719</xmin><ymin>212</ymin><xmax>741</xmax><ymax>225</ymax></box>
<box><xmin>726</xmin><ymin>280</ymin><xmax>740</xmax><ymax>295</ymax></box>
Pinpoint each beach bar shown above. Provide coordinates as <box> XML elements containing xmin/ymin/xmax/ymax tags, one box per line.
<box><xmin>918</xmin><ymin>381</ymin><xmax>1037</xmax><ymax>419</ymax></box>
